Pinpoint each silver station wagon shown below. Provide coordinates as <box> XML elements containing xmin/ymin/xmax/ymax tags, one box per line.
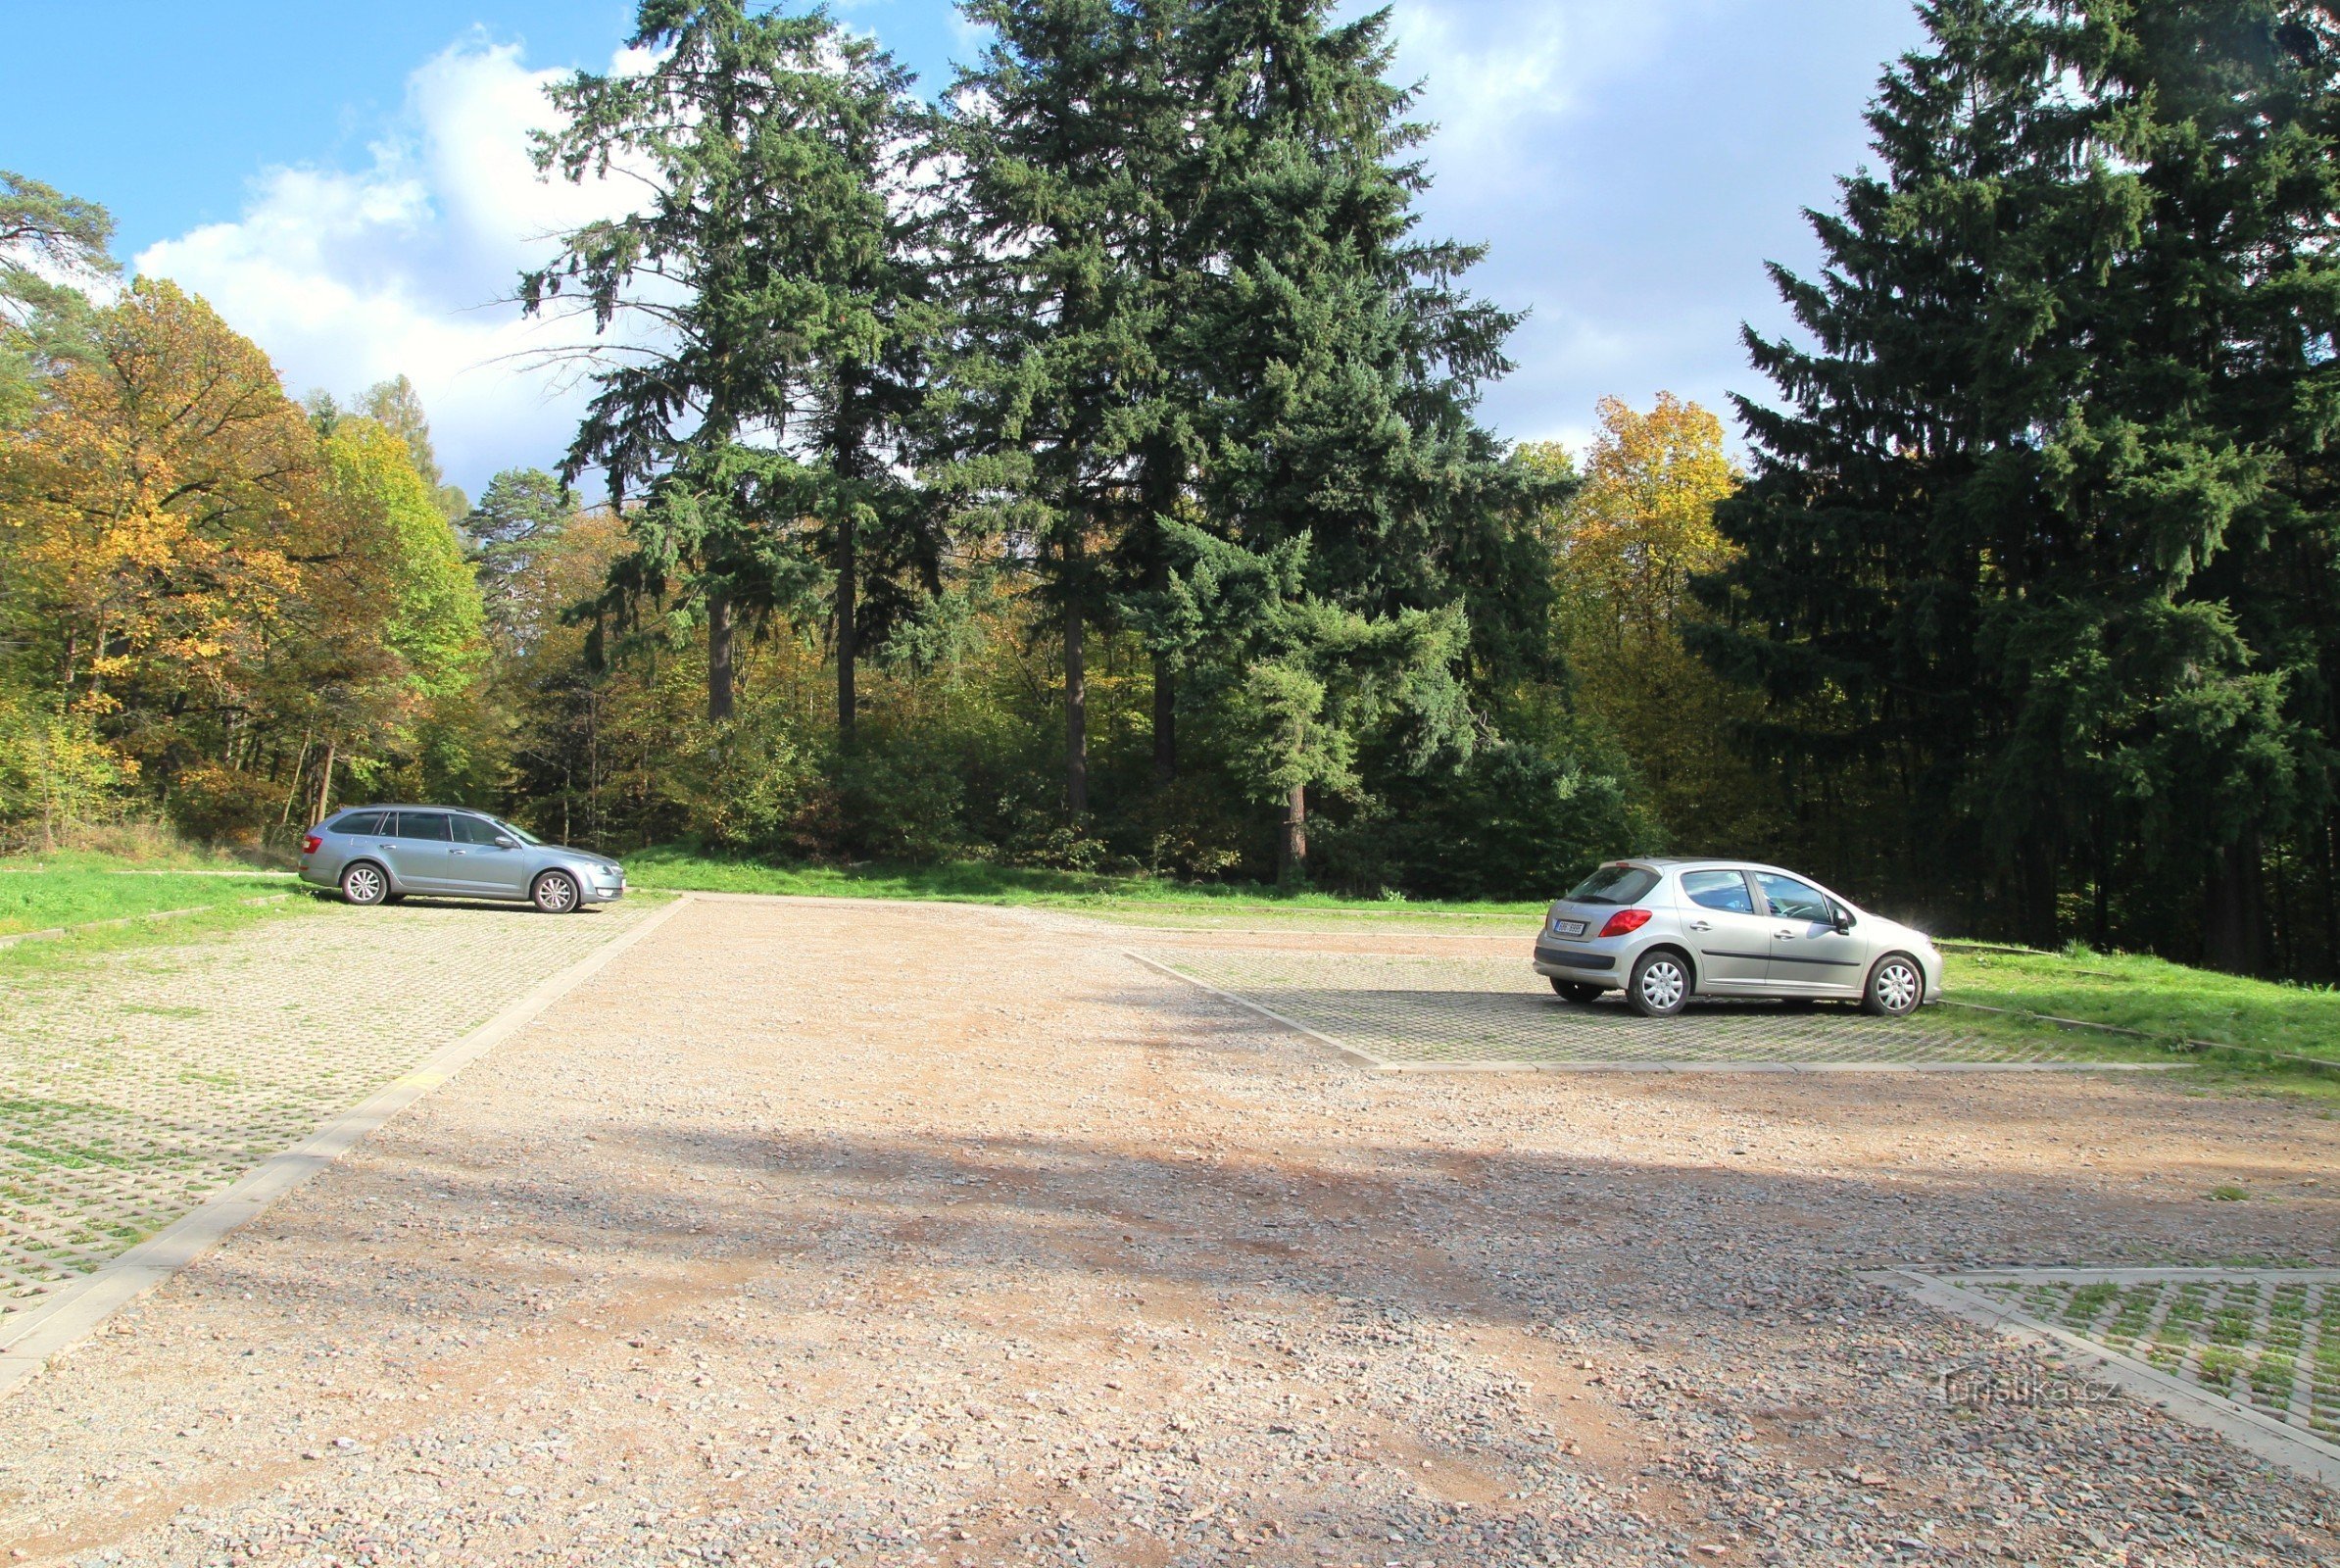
<box><xmin>299</xmin><ymin>806</ymin><xmax>627</xmax><ymax>913</ymax></box>
<box><xmin>1532</xmin><ymin>858</ymin><xmax>1943</xmax><ymax>1018</ymax></box>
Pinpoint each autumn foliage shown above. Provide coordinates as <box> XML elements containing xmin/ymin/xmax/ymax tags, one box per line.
<box><xmin>0</xmin><ymin>280</ymin><xmax>486</xmax><ymax>843</ymax></box>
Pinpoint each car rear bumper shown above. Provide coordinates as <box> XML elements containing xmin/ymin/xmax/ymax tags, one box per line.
<box><xmin>1533</xmin><ymin>943</ymin><xmax>1618</xmax><ymax>977</ymax></box>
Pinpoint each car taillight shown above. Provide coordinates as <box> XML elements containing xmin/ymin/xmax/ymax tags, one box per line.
<box><xmin>1599</xmin><ymin>908</ymin><xmax>1653</xmax><ymax>939</ymax></box>
<box><xmin>302</xmin><ymin>834</ymin><xmax>322</xmax><ymax>855</ymax></box>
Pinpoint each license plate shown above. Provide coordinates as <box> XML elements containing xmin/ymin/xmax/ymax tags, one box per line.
<box><xmin>1552</xmin><ymin>919</ymin><xmax>1586</xmax><ymax>937</ymax></box>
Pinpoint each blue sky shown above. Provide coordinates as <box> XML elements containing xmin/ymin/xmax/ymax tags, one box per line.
<box><xmin>1</xmin><ymin>1</ymin><xmax>1925</xmax><ymax>495</ymax></box>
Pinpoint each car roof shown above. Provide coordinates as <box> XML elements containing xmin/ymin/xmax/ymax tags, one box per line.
<box><xmin>334</xmin><ymin>804</ymin><xmax>494</xmax><ymax>816</ymax></box>
<box><xmin>1620</xmin><ymin>858</ymin><xmax>1809</xmax><ymax>878</ymax></box>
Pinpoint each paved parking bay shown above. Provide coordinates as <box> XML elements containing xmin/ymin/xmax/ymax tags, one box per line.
<box><xmin>0</xmin><ymin>897</ymin><xmax>664</xmax><ymax>1325</ymax></box>
<box><xmin>1142</xmin><ymin>947</ymin><xmax>2115</xmax><ymax>1069</ymax></box>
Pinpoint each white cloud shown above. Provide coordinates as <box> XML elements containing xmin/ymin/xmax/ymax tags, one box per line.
<box><xmin>134</xmin><ymin>37</ymin><xmax>647</xmax><ymax>499</ymax></box>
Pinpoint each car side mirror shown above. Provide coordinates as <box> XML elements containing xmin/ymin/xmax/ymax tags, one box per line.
<box><xmin>494</xmin><ymin>836</ymin><xmax>517</xmax><ymax>850</ymax></box>
<box><xmin>1832</xmin><ymin>906</ymin><xmax>1856</xmax><ymax>933</ymax></box>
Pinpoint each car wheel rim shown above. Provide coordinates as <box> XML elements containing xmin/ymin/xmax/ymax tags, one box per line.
<box><xmin>540</xmin><ymin>876</ymin><xmax>574</xmax><ymax>911</ymax></box>
<box><xmin>1640</xmin><ymin>961</ymin><xmax>1684</xmax><ymax>1010</ymax></box>
<box><xmin>347</xmin><ymin>868</ymin><xmax>381</xmax><ymax>903</ymax></box>
<box><xmin>1877</xmin><ymin>962</ymin><xmax>1919</xmax><ymax>1012</ymax></box>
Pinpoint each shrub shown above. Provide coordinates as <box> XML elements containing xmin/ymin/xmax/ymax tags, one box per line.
<box><xmin>0</xmin><ymin>692</ymin><xmax>134</xmax><ymax>849</ymax></box>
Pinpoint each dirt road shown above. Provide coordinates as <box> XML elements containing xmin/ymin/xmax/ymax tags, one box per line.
<box><xmin>4</xmin><ymin>896</ymin><xmax>2334</xmax><ymax>1566</ymax></box>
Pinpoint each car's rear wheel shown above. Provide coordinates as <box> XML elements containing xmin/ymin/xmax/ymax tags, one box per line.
<box><xmin>1550</xmin><ymin>979</ymin><xmax>1604</xmax><ymax>1004</ymax></box>
<box><xmin>340</xmin><ymin>862</ymin><xmax>389</xmax><ymax>907</ymax></box>
<box><xmin>1864</xmin><ymin>953</ymin><xmax>1925</xmax><ymax>1017</ymax></box>
<box><xmin>532</xmin><ymin>869</ymin><xmax>581</xmax><ymax>914</ymax></box>
<box><xmin>1627</xmin><ymin>950</ymin><xmax>1692</xmax><ymax>1017</ymax></box>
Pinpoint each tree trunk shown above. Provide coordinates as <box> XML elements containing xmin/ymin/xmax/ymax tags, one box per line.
<box><xmin>837</xmin><ymin>506</ymin><xmax>857</xmax><ymax>746</ymax></box>
<box><xmin>313</xmin><ymin>742</ymin><xmax>335</xmax><ymax>827</ymax></box>
<box><xmin>2015</xmin><ymin>823</ymin><xmax>2059</xmax><ymax>951</ymax></box>
<box><xmin>1280</xmin><ymin>783</ymin><xmax>1308</xmax><ymax>884</ymax></box>
<box><xmin>1065</xmin><ymin>593</ymin><xmax>1089</xmax><ymax>819</ymax></box>
<box><xmin>2204</xmin><ymin>829</ymin><xmax>2266</xmax><ymax>975</ymax></box>
<box><xmin>707</xmin><ymin>588</ymin><xmax>734</xmax><ymax>722</ymax></box>
<box><xmin>1152</xmin><ymin>653</ymin><xmax>1177</xmax><ymax>788</ymax></box>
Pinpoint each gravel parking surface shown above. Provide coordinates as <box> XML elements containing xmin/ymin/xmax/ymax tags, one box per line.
<box><xmin>3</xmin><ymin>894</ymin><xmax>2336</xmax><ymax>1567</ymax></box>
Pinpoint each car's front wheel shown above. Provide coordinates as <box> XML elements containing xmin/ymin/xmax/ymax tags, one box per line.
<box><xmin>1627</xmin><ymin>950</ymin><xmax>1692</xmax><ymax>1017</ymax></box>
<box><xmin>1550</xmin><ymin>979</ymin><xmax>1604</xmax><ymax>1004</ymax></box>
<box><xmin>340</xmin><ymin>861</ymin><xmax>389</xmax><ymax>907</ymax></box>
<box><xmin>1863</xmin><ymin>953</ymin><xmax>1925</xmax><ymax>1017</ymax></box>
<box><xmin>532</xmin><ymin>869</ymin><xmax>582</xmax><ymax>914</ymax></box>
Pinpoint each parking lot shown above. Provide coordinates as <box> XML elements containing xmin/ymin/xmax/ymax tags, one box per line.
<box><xmin>2</xmin><ymin>895</ymin><xmax>2334</xmax><ymax>1566</ymax></box>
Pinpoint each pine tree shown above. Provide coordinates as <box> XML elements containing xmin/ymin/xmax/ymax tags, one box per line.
<box><xmin>2070</xmin><ymin>1</ymin><xmax>2340</xmax><ymax>971</ymax></box>
<box><xmin>524</xmin><ymin>0</ymin><xmax>940</xmax><ymax>735</ymax></box>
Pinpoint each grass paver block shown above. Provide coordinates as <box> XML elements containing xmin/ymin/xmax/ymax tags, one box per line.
<box><xmin>1152</xmin><ymin>948</ymin><xmax>2105</xmax><ymax>1068</ymax></box>
<box><xmin>0</xmin><ymin>899</ymin><xmax>659</xmax><ymax>1324</ymax></box>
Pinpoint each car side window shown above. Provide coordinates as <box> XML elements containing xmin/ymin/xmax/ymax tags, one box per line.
<box><xmin>1681</xmin><ymin>869</ymin><xmax>1754</xmax><ymax>914</ymax></box>
<box><xmin>395</xmin><ymin>811</ymin><xmax>452</xmax><ymax>843</ymax></box>
<box><xmin>1755</xmin><ymin>872</ymin><xmax>1831</xmax><ymax>923</ymax></box>
<box><xmin>451</xmin><ymin>815</ymin><xmax>503</xmax><ymax>846</ymax></box>
<box><xmin>334</xmin><ymin>811</ymin><xmax>382</xmax><ymax>837</ymax></box>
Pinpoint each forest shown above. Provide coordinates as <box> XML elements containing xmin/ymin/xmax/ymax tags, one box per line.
<box><xmin>4</xmin><ymin>0</ymin><xmax>2339</xmax><ymax>982</ymax></box>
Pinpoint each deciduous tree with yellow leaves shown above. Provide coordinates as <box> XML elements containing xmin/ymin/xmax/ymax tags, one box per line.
<box><xmin>1543</xmin><ymin>394</ymin><xmax>1771</xmax><ymax>849</ymax></box>
<box><xmin>0</xmin><ymin>276</ymin><xmax>490</xmax><ymax>841</ymax></box>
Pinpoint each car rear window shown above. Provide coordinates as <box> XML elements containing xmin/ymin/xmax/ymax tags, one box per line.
<box><xmin>1565</xmin><ymin>863</ymin><xmax>1659</xmax><ymax>906</ymax></box>
<box><xmin>330</xmin><ymin>811</ymin><xmax>383</xmax><ymax>836</ymax></box>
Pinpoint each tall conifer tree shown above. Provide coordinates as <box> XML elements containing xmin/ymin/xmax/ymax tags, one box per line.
<box><xmin>525</xmin><ymin>0</ymin><xmax>939</xmax><ymax>736</ymax></box>
<box><xmin>1699</xmin><ymin>0</ymin><xmax>2340</xmax><ymax>966</ymax></box>
<box><xmin>1170</xmin><ymin>1</ymin><xmax>1545</xmax><ymax>872</ymax></box>
<box><xmin>943</xmin><ymin>0</ymin><xmax>1205</xmax><ymax>817</ymax></box>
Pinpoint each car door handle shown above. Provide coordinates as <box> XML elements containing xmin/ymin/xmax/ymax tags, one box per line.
<box><xmin>1687</xmin><ymin>919</ymin><xmax>1712</xmax><ymax>931</ymax></box>
<box><xmin>449</xmin><ymin>849</ymin><xmax>468</xmax><ymax>857</ymax></box>
<box><xmin>1776</xmin><ymin>929</ymin><xmax>1797</xmax><ymax>939</ymax></box>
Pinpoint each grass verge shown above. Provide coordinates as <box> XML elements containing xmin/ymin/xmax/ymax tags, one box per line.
<box><xmin>0</xmin><ymin>890</ymin><xmax>325</xmax><ymax>977</ymax></box>
<box><xmin>0</xmin><ymin>863</ymin><xmax>301</xmax><ymax>939</ymax></box>
<box><xmin>1939</xmin><ymin>945</ymin><xmax>2340</xmax><ymax>1066</ymax></box>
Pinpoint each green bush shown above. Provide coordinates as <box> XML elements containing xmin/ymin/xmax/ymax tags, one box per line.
<box><xmin>0</xmin><ymin>692</ymin><xmax>132</xmax><ymax>849</ymax></box>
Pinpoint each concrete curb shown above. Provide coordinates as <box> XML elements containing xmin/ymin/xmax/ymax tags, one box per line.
<box><xmin>0</xmin><ymin>892</ymin><xmax>694</xmax><ymax>1402</ymax></box>
<box><xmin>1126</xmin><ymin>950</ymin><xmax>2186</xmax><ymax>1074</ymax></box>
<box><xmin>1870</xmin><ymin>1267</ymin><xmax>2340</xmax><ymax>1492</ymax></box>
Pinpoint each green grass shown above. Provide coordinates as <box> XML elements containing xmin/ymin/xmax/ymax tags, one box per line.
<box><xmin>0</xmin><ymin>863</ymin><xmax>297</xmax><ymax>937</ymax></box>
<box><xmin>623</xmin><ymin>846</ymin><xmax>1543</xmax><ymax>928</ymax></box>
<box><xmin>0</xmin><ymin>854</ymin><xmax>319</xmax><ymax>974</ymax></box>
<box><xmin>1940</xmin><ymin>943</ymin><xmax>2340</xmax><ymax>1066</ymax></box>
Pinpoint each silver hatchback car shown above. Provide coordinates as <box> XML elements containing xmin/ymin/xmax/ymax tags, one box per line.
<box><xmin>1532</xmin><ymin>858</ymin><xmax>1943</xmax><ymax>1018</ymax></box>
<box><xmin>299</xmin><ymin>806</ymin><xmax>627</xmax><ymax>913</ymax></box>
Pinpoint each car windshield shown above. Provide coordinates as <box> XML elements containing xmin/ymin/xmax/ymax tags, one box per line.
<box><xmin>1565</xmin><ymin>863</ymin><xmax>1659</xmax><ymax>906</ymax></box>
<box><xmin>491</xmin><ymin>817</ymin><xmax>544</xmax><ymax>847</ymax></box>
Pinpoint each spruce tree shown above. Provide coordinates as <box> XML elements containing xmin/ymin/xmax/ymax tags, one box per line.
<box><xmin>1698</xmin><ymin>0</ymin><xmax>2340</xmax><ymax>966</ymax></box>
<box><xmin>1172</xmin><ymin>0</ymin><xmax>1545</xmax><ymax>873</ymax></box>
<box><xmin>524</xmin><ymin>0</ymin><xmax>939</xmax><ymax>735</ymax></box>
<box><xmin>942</xmin><ymin>0</ymin><xmax>1206</xmax><ymax>818</ymax></box>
